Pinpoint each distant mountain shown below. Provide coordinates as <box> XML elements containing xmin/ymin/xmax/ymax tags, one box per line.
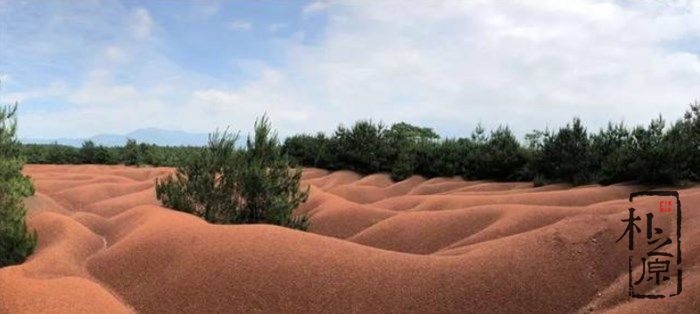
<box><xmin>21</xmin><ymin>128</ymin><xmax>209</xmax><ymax>147</ymax></box>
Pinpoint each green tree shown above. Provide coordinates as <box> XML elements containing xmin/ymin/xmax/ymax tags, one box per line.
<box><xmin>1</xmin><ymin>104</ymin><xmax>37</xmax><ymax>267</ymax></box>
<box><xmin>122</xmin><ymin>138</ymin><xmax>142</xmax><ymax>166</ymax></box>
<box><xmin>590</xmin><ymin>122</ymin><xmax>635</xmax><ymax>184</ymax></box>
<box><xmin>388</xmin><ymin>122</ymin><xmax>439</xmax><ymax>142</ymax></box>
<box><xmin>665</xmin><ymin>103</ymin><xmax>700</xmax><ymax>182</ymax></box>
<box><xmin>532</xmin><ymin>118</ymin><xmax>593</xmax><ymax>185</ymax></box>
<box><xmin>283</xmin><ymin>132</ymin><xmax>331</xmax><ymax>168</ymax></box>
<box><xmin>80</xmin><ymin>140</ymin><xmax>97</xmax><ymax>164</ymax></box>
<box><xmin>330</xmin><ymin>120</ymin><xmax>393</xmax><ymax>174</ymax></box>
<box><xmin>156</xmin><ymin>116</ymin><xmax>309</xmax><ymax>230</ymax></box>
<box><xmin>413</xmin><ymin>139</ymin><xmax>468</xmax><ymax>178</ymax></box>
<box><xmin>386</xmin><ymin>122</ymin><xmax>439</xmax><ymax>180</ymax></box>
<box><xmin>479</xmin><ymin>126</ymin><xmax>527</xmax><ymax>180</ymax></box>
<box><xmin>630</xmin><ymin>116</ymin><xmax>672</xmax><ymax>183</ymax></box>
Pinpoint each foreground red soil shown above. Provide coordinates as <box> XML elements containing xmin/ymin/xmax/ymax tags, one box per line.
<box><xmin>1</xmin><ymin>164</ymin><xmax>698</xmax><ymax>313</ymax></box>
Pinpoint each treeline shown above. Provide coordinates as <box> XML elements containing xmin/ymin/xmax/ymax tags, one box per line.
<box><xmin>283</xmin><ymin>103</ymin><xmax>699</xmax><ymax>185</ymax></box>
<box><xmin>18</xmin><ymin>103</ymin><xmax>700</xmax><ymax>186</ymax></box>
<box><xmin>21</xmin><ymin>139</ymin><xmax>203</xmax><ymax>167</ymax></box>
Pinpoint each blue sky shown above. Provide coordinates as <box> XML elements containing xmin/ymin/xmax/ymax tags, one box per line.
<box><xmin>1</xmin><ymin>0</ymin><xmax>699</xmax><ymax>139</ymax></box>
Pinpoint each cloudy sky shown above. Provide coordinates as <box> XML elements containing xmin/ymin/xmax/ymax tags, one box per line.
<box><xmin>1</xmin><ymin>0</ymin><xmax>699</xmax><ymax>140</ymax></box>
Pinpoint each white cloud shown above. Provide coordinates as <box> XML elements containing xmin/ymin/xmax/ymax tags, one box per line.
<box><xmin>103</xmin><ymin>45</ymin><xmax>129</xmax><ymax>63</ymax></box>
<box><xmin>0</xmin><ymin>81</ymin><xmax>68</xmax><ymax>104</ymax></box>
<box><xmin>8</xmin><ymin>0</ymin><xmax>700</xmax><ymax>140</ymax></box>
<box><xmin>302</xmin><ymin>1</ymin><xmax>329</xmax><ymax>16</ymax></box>
<box><xmin>221</xmin><ymin>0</ymin><xmax>700</xmax><ymax>136</ymax></box>
<box><xmin>130</xmin><ymin>7</ymin><xmax>154</xmax><ymax>39</ymax></box>
<box><xmin>267</xmin><ymin>23</ymin><xmax>287</xmax><ymax>33</ymax></box>
<box><xmin>0</xmin><ymin>74</ymin><xmax>13</xmax><ymax>93</ymax></box>
<box><xmin>228</xmin><ymin>20</ymin><xmax>252</xmax><ymax>31</ymax></box>
<box><xmin>197</xmin><ymin>1</ymin><xmax>221</xmax><ymax>16</ymax></box>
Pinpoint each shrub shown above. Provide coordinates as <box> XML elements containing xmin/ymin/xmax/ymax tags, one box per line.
<box><xmin>590</xmin><ymin>122</ymin><xmax>635</xmax><ymax>184</ymax></box>
<box><xmin>16</xmin><ymin>103</ymin><xmax>700</xmax><ymax>187</ymax></box>
<box><xmin>629</xmin><ymin>116</ymin><xmax>673</xmax><ymax>184</ymax></box>
<box><xmin>329</xmin><ymin>120</ymin><xmax>395</xmax><ymax>174</ymax></box>
<box><xmin>386</xmin><ymin>122</ymin><xmax>439</xmax><ymax>180</ymax></box>
<box><xmin>414</xmin><ymin>139</ymin><xmax>468</xmax><ymax>178</ymax></box>
<box><xmin>0</xmin><ymin>104</ymin><xmax>37</xmax><ymax>267</ymax></box>
<box><xmin>532</xmin><ymin>118</ymin><xmax>593</xmax><ymax>185</ymax></box>
<box><xmin>42</xmin><ymin>143</ymin><xmax>80</xmax><ymax>164</ymax></box>
<box><xmin>388</xmin><ymin>122</ymin><xmax>439</xmax><ymax>142</ymax></box>
<box><xmin>389</xmin><ymin>147</ymin><xmax>416</xmax><ymax>181</ymax></box>
<box><xmin>79</xmin><ymin>140</ymin><xmax>112</xmax><ymax>164</ymax></box>
<box><xmin>664</xmin><ymin>103</ymin><xmax>700</xmax><ymax>182</ymax></box>
<box><xmin>283</xmin><ymin>133</ymin><xmax>332</xmax><ymax>168</ymax></box>
<box><xmin>121</xmin><ymin>139</ymin><xmax>143</xmax><ymax>166</ymax></box>
<box><xmin>156</xmin><ymin>116</ymin><xmax>309</xmax><ymax>230</ymax></box>
<box><xmin>477</xmin><ymin>126</ymin><xmax>527</xmax><ymax>180</ymax></box>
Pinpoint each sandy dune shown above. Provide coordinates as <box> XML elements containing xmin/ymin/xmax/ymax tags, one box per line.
<box><xmin>1</xmin><ymin>165</ymin><xmax>698</xmax><ymax>313</ymax></box>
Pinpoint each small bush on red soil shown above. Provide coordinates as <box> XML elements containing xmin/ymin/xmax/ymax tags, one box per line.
<box><xmin>156</xmin><ymin>116</ymin><xmax>309</xmax><ymax>230</ymax></box>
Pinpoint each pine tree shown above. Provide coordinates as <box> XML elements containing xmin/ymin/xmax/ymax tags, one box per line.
<box><xmin>122</xmin><ymin>138</ymin><xmax>142</xmax><ymax>166</ymax></box>
<box><xmin>156</xmin><ymin>115</ymin><xmax>309</xmax><ymax>230</ymax></box>
<box><xmin>0</xmin><ymin>103</ymin><xmax>37</xmax><ymax>267</ymax></box>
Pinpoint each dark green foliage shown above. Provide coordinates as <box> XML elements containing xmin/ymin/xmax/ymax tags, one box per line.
<box><xmin>156</xmin><ymin>116</ymin><xmax>309</xmax><ymax>230</ymax></box>
<box><xmin>79</xmin><ymin>140</ymin><xmax>97</xmax><ymax>163</ymax></box>
<box><xmin>628</xmin><ymin>117</ymin><xmax>673</xmax><ymax>184</ymax></box>
<box><xmin>282</xmin><ymin>133</ymin><xmax>331</xmax><ymax>168</ymax></box>
<box><xmin>387</xmin><ymin>123</ymin><xmax>439</xmax><ymax>180</ymax></box>
<box><xmin>1</xmin><ymin>104</ymin><xmax>37</xmax><ymax>267</ymax></box>
<box><xmin>474</xmin><ymin>127</ymin><xmax>528</xmax><ymax>180</ymax></box>
<box><xmin>25</xmin><ymin>143</ymin><xmax>81</xmax><ymax>164</ymax></box>
<box><xmin>664</xmin><ymin>103</ymin><xmax>700</xmax><ymax>182</ymax></box>
<box><xmin>17</xmin><ymin>103</ymin><xmax>700</xmax><ymax>187</ymax></box>
<box><xmin>23</xmin><ymin>140</ymin><xmax>202</xmax><ymax>167</ymax></box>
<box><xmin>282</xmin><ymin>105</ymin><xmax>699</xmax><ymax>185</ymax></box>
<box><xmin>531</xmin><ymin>118</ymin><xmax>593</xmax><ymax>185</ymax></box>
<box><xmin>121</xmin><ymin>139</ymin><xmax>144</xmax><ymax>166</ymax></box>
<box><xmin>413</xmin><ymin>139</ymin><xmax>468</xmax><ymax>178</ymax></box>
<box><xmin>590</xmin><ymin>122</ymin><xmax>635</xmax><ymax>184</ymax></box>
<box><xmin>79</xmin><ymin>140</ymin><xmax>113</xmax><ymax>164</ymax></box>
<box><xmin>388</xmin><ymin>122</ymin><xmax>439</xmax><ymax>141</ymax></box>
<box><xmin>389</xmin><ymin>146</ymin><xmax>417</xmax><ymax>181</ymax></box>
<box><xmin>329</xmin><ymin>120</ymin><xmax>394</xmax><ymax>174</ymax></box>
<box><xmin>22</xmin><ymin>143</ymin><xmax>96</xmax><ymax>164</ymax></box>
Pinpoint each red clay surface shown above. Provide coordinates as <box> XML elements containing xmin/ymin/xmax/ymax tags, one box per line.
<box><xmin>1</xmin><ymin>164</ymin><xmax>698</xmax><ymax>313</ymax></box>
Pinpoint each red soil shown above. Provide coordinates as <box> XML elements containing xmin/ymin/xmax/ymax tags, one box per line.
<box><xmin>1</xmin><ymin>164</ymin><xmax>698</xmax><ymax>313</ymax></box>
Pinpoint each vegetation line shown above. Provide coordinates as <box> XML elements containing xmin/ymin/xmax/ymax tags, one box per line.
<box><xmin>20</xmin><ymin>103</ymin><xmax>699</xmax><ymax>186</ymax></box>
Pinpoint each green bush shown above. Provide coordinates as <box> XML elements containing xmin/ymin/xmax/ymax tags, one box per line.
<box><xmin>476</xmin><ymin>126</ymin><xmax>527</xmax><ymax>180</ymax></box>
<box><xmin>629</xmin><ymin>116</ymin><xmax>673</xmax><ymax>184</ymax></box>
<box><xmin>413</xmin><ymin>139</ymin><xmax>469</xmax><ymax>178</ymax></box>
<box><xmin>121</xmin><ymin>139</ymin><xmax>144</xmax><ymax>166</ymax></box>
<box><xmin>283</xmin><ymin>133</ymin><xmax>332</xmax><ymax>168</ymax></box>
<box><xmin>531</xmin><ymin>118</ymin><xmax>593</xmax><ymax>185</ymax></box>
<box><xmin>155</xmin><ymin>116</ymin><xmax>309</xmax><ymax>230</ymax></box>
<box><xmin>22</xmin><ymin>141</ymin><xmax>202</xmax><ymax>167</ymax></box>
<box><xmin>386</xmin><ymin>122</ymin><xmax>439</xmax><ymax>180</ymax></box>
<box><xmin>78</xmin><ymin>140</ymin><xmax>112</xmax><ymax>164</ymax></box>
<box><xmin>1</xmin><ymin>104</ymin><xmax>37</xmax><ymax>267</ymax></box>
<box><xmin>329</xmin><ymin>120</ymin><xmax>394</xmax><ymax>174</ymax></box>
<box><xmin>17</xmin><ymin>103</ymin><xmax>700</xmax><ymax>187</ymax></box>
<box><xmin>590</xmin><ymin>122</ymin><xmax>635</xmax><ymax>184</ymax></box>
<box><xmin>665</xmin><ymin>103</ymin><xmax>700</xmax><ymax>182</ymax></box>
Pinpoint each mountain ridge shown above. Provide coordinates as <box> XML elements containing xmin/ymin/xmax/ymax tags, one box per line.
<box><xmin>21</xmin><ymin>128</ymin><xmax>209</xmax><ymax>147</ymax></box>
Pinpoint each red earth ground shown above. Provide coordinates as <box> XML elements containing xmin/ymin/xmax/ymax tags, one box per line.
<box><xmin>1</xmin><ymin>164</ymin><xmax>698</xmax><ymax>313</ymax></box>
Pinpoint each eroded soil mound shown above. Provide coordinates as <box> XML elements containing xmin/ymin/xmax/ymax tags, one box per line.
<box><xmin>1</xmin><ymin>165</ymin><xmax>698</xmax><ymax>313</ymax></box>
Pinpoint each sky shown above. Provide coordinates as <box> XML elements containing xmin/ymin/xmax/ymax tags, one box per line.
<box><xmin>1</xmin><ymin>0</ymin><xmax>700</xmax><ymax>140</ymax></box>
